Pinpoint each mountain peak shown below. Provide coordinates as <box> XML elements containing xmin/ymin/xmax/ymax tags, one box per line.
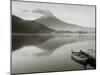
<box><xmin>12</xmin><ymin>15</ymin><xmax>54</xmax><ymax>33</ymax></box>
<box><xmin>34</xmin><ymin>10</ymin><xmax>95</xmax><ymax>32</ymax></box>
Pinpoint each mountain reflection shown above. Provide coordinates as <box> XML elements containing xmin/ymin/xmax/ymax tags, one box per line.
<box><xmin>35</xmin><ymin>34</ymin><xmax>95</xmax><ymax>57</ymax></box>
<box><xmin>12</xmin><ymin>34</ymin><xmax>95</xmax><ymax>57</ymax></box>
<box><xmin>12</xmin><ymin>34</ymin><xmax>53</xmax><ymax>51</ymax></box>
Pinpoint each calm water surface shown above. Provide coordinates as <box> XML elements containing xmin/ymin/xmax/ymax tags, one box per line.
<box><xmin>12</xmin><ymin>34</ymin><xmax>95</xmax><ymax>73</ymax></box>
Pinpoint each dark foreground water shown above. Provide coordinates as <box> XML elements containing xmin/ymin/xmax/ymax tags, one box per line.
<box><xmin>12</xmin><ymin>34</ymin><xmax>95</xmax><ymax>73</ymax></box>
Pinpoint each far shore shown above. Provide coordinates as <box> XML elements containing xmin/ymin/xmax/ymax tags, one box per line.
<box><xmin>12</xmin><ymin>33</ymin><xmax>95</xmax><ymax>36</ymax></box>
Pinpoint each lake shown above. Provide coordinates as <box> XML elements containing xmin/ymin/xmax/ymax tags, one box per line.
<box><xmin>12</xmin><ymin>34</ymin><xmax>95</xmax><ymax>73</ymax></box>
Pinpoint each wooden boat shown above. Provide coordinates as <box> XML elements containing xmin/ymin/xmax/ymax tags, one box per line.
<box><xmin>80</xmin><ymin>50</ymin><xmax>96</xmax><ymax>68</ymax></box>
<box><xmin>71</xmin><ymin>50</ymin><xmax>88</xmax><ymax>69</ymax></box>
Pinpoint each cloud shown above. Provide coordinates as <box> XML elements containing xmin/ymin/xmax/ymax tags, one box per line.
<box><xmin>22</xmin><ymin>9</ymin><xmax>30</xmax><ymax>13</ymax></box>
<box><xmin>32</xmin><ymin>9</ymin><xmax>53</xmax><ymax>16</ymax></box>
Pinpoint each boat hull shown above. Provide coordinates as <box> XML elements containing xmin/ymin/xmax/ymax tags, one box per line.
<box><xmin>71</xmin><ymin>52</ymin><xmax>88</xmax><ymax>65</ymax></box>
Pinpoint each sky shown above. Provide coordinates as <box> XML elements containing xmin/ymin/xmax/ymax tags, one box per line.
<box><xmin>12</xmin><ymin>1</ymin><xmax>95</xmax><ymax>28</ymax></box>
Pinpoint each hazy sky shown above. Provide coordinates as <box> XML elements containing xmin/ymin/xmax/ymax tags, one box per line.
<box><xmin>12</xmin><ymin>1</ymin><xmax>95</xmax><ymax>27</ymax></box>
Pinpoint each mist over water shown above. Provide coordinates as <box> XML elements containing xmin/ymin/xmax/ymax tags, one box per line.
<box><xmin>12</xmin><ymin>34</ymin><xmax>95</xmax><ymax>73</ymax></box>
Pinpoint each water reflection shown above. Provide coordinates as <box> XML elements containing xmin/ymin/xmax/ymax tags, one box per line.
<box><xmin>12</xmin><ymin>34</ymin><xmax>95</xmax><ymax>57</ymax></box>
<box><xmin>12</xmin><ymin>34</ymin><xmax>95</xmax><ymax>73</ymax></box>
<box><xmin>35</xmin><ymin>34</ymin><xmax>95</xmax><ymax>57</ymax></box>
<box><xmin>12</xmin><ymin>34</ymin><xmax>53</xmax><ymax>51</ymax></box>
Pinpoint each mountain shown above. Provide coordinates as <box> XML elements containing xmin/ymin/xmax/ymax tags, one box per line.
<box><xmin>12</xmin><ymin>15</ymin><xmax>54</xmax><ymax>33</ymax></box>
<box><xmin>34</xmin><ymin>9</ymin><xmax>95</xmax><ymax>33</ymax></box>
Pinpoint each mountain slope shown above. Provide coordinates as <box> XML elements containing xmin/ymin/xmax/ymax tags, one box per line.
<box><xmin>12</xmin><ymin>15</ymin><xmax>54</xmax><ymax>33</ymax></box>
<box><xmin>34</xmin><ymin>9</ymin><xmax>95</xmax><ymax>32</ymax></box>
